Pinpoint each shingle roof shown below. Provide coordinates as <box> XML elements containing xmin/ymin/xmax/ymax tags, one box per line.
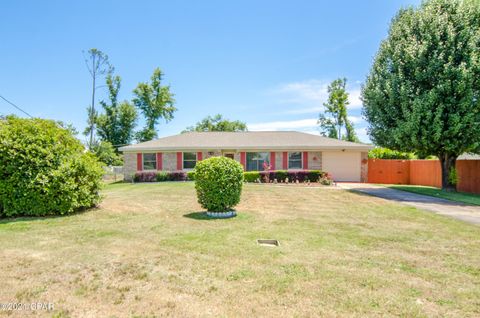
<box><xmin>119</xmin><ymin>131</ymin><xmax>372</xmax><ymax>152</ymax></box>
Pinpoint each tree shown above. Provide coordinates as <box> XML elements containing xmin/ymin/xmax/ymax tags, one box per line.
<box><xmin>96</xmin><ymin>74</ymin><xmax>138</xmax><ymax>150</ymax></box>
<box><xmin>133</xmin><ymin>68</ymin><xmax>176</xmax><ymax>142</ymax></box>
<box><xmin>318</xmin><ymin>78</ymin><xmax>359</xmax><ymax>142</ymax></box>
<box><xmin>92</xmin><ymin>141</ymin><xmax>123</xmax><ymax>166</ymax></box>
<box><xmin>83</xmin><ymin>48</ymin><xmax>113</xmax><ymax>149</ymax></box>
<box><xmin>183</xmin><ymin>114</ymin><xmax>247</xmax><ymax>133</ymax></box>
<box><xmin>362</xmin><ymin>0</ymin><xmax>480</xmax><ymax>191</ymax></box>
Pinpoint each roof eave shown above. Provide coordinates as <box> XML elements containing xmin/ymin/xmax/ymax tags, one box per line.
<box><xmin>120</xmin><ymin>145</ymin><xmax>373</xmax><ymax>152</ymax></box>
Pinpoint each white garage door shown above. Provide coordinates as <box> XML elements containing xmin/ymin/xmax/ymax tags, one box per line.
<box><xmin>322</xmin><ymin>151</ymin><xmax>361</xmax><ymax>182</ymax></box>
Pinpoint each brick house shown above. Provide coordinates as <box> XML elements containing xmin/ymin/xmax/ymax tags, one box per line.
<box><xmin>119</xmin><ymin>131</ymin><xmax>373</xmax><ymax>182</ymax></box>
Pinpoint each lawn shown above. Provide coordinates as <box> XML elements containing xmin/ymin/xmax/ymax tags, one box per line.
<box><xmin>0</xmin><ymin>183</ymin><xmax>479</xmax><ymax>317</ymax></box>
<box><xmin>388</xmin><ymin>185</ymin><xmax>480</xmax><ymax>206</ymax></box>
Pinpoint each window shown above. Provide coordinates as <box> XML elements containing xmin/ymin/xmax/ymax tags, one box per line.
<box><xmin>183</xmin><ymin>152</ymin><xmax>197</xmax><ymax>169</ymax></box>
<box><xmin>246</xmin><ymin>152</ymin><xmax>269</xmax><ymax>171</ymax></box>
<box><xmin>143</xmin><ymin>153</ymin><xmax>157</xmax><ymax>170</ymax></box>
<box><xmin>288</xmin><ymin>152</ymin><xmax>302</xmax><ymax>169</ymax></box>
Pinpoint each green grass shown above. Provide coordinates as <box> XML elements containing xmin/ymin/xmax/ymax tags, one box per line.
<box><xmin>0</xmin><ymin>182</ymin><xmax>479</xmax><ymax>317</ymax></box>
<box><xmin>387</xmin><ymin>185</ymin><xmax>480</xmax><ymax>206</ymax></box>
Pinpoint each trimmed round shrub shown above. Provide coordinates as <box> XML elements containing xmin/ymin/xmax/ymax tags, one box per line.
<box><xmin>0</xmin><ymin>116</ymin><xmax>104</xmax><ymax>217</ymax></box>
<box><xmin>194</xmin><ymin>157</ymin><xmax>244</xmax><ymax>212</ymax></box>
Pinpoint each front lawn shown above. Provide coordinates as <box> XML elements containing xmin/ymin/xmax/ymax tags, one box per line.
<box><xmin>388</xmin><ymin>185</ymin><xmax>480</xmax><ymax>206</ymax></box>
<box><xmin>0</xmin><ymin>183</ymin><xmax>479</xmax><ymax>317</ymax></box>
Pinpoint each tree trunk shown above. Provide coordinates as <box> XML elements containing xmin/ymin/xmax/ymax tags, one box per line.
<box><xmin>439</xmin><ymin>153</ymin><xmax>457</xmax><ymax>192</ymax></box>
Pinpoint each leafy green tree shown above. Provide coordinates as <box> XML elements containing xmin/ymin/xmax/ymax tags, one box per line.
<box><xmin>362</xmin><ymin>0</ymin><xmax>480</xmax><ymax>191</ymax></box>
<box><xmin>183</xmin><ymin>114</ymin><xmax>247</xmax><ymax>133</ymax></box>
<box><xmin>83</xmin><ymin>48</ymin><xmax>113</xmax><ymax>149</ymax></box>
<box><xmin>318</xmin><ymin>78</ymin><xmax>359</xmax><ymax>142</ymax></box>
<box><xmin>92</xmin><ymin>141</ymin><xmax>123</xmax><ymax>166</ymax></box>
<box><xmin>368</xmin><ymin>147</ymin><xmax>416</xmax><ymax>160</ymax></box>
<box><xmin>133</xmin><ymin>68</ymin><xmax>176</xmax><ymax>142</ymax></box>
<box><xmin>96</xmin><ymin>74</ymin><xmax>138</xmax><ymax>149</ymax></box>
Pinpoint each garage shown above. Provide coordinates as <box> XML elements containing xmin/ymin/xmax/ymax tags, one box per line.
<box><xmin>322</xmin><ymin>151</ymin><xmax>361</xmax><ymax>182</ymax></box>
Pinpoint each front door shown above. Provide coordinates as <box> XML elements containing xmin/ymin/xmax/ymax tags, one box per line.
<box><xmin>224</xmin><ymin>153</ymin><xmax>234</xmax><ymax>160</ymax></box>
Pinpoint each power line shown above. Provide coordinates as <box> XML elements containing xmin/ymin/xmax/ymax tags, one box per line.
<box><xmin>0</xmin><ymin>94</ymin><xmax>33</xmax><ymax>118</ymax></box>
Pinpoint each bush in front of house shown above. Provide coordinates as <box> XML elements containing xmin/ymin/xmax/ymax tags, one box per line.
<box><xmin>156</xmin><ymin>172</ymin><xmax>169</xmax><ymax>182</ymax></box>
<box><xmin>194</xmin><ymin>156</ymin><xmax>244</xmax><ymax>212</ymax></box>
<box><xmin>187</xmin><ymin>170</ymin><xmax>195</xmax><ymax>181</ymax></box>
<box><xmin>134</xmin><ymin>171</ymin><xmax>188</xmax><ymax>182</ymax></box>
<box><xmin>242</xmin><ymin>170</ymin><xmax>327</xmax><ymax>183</ymax></box>
<box><xmin>274</xmin><ymin>170</ymin><xmax>288</xmax><ymax>182</ymax></box>
<box><xmin>0</xmin><ymin>116</ymin><xmax>104</xmax><ymax>217</ymax></box>
<box><xmin>244</xmin><ymin>171</ymin><xmax>261</xmax><ymax>183</ymax></box>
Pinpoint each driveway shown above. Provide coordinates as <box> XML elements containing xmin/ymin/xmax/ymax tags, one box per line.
<box><xmin>339</xmin><ymin>183</ymin><xmax>480</xmax><ymax>225</ymax></box>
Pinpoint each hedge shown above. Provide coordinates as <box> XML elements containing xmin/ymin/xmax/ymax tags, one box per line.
<box><xmin>134</xmin><ymin>170</ymin><xmax>328</xmax><ymax>184</ymax></box>
<box><xmin>0</xmin><ymin>116</ymin><xmax>104</xmax><ymax>217</ymax></box>
<box><xmin>249</xmin><ymin>170</ymin><xmax>325</xmax><ymax>183</ymax></box>
<box><xmin>134</xmin><ymin>171</ymin><xmax>193</xmax><ymax>182</ymax></box>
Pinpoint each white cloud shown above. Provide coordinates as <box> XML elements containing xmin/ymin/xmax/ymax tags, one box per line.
<box><xmin>271</xmin><ymin>79</ymin><xmax>363</xmax><ymax>114</ymax></box>
<box><xmin>247</xmin><ymin>118</ymin><xmax>371</xmax><ymax>143</ymax></box>
<box><xmin>348</xmin><ymin>115</ymin><xmax>363</xmax><ymax>124</ymax></box>
<box><xmin>348</xmin><ymin>88</ymin><xmax>363</xmax><ymax>109</ymax></box>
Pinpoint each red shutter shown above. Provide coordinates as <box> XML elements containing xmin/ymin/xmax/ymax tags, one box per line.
<box><xmin>282</xmin><ymin>152</ymin><xmax>288</xmax><ymax>170</ymax></box>
<box><xmin>197</xmin><ymin>152</ymin><xmax>203</xmax><ymax>161</ymax></box>
<box><xmin>270</xmin><ymin>152</ymin><xmax>276</xmax><ymax>170</ymax></box>
<box><xmin>137</xmin><ymin>153</ymin><xmax>143</xmax><ymax>171</ymax></box>
<box><xmin>156</xmin><ymin>153</ymin><xmax>163</xmax><ymax>171</ymax></box>
<box><xmin>177</xmin><ymin>152</ymin><xmax>182</xmax><ymax>170</ymax></box>
<box><xmin>240</xmin><ymin>152</ymin><xmax>246</xmax><ymax>170</ymax></box>
<box><xmin>303</xmin><ymin>152</ymin><xmax>308</xmax><ymax>170</ymax></box>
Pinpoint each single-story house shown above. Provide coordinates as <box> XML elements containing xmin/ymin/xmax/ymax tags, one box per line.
<box><xmin>119</xmin><ymin>131</ymin><xmax>373</xmax><ymax>182</ymax></box>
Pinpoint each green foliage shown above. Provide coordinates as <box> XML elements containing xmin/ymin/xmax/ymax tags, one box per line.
<box><xmin>368</xmin><ymin>147</ymin><xmax>416</xmax><ymax>160</ymax></box>
<box><xmin>362</xmin><ymin>0</ymin><xmax>480</xmax><ymax>189</ymax></box>
<box><xmin>307</xmin><ymin>170</ymin><xmax>324</xmax><ymax>182</ymax></box>
<box><xmin>318</xmin><ymin>78</ymin><xmax>359</xmax><ymax>142</ymax></box>
<box><xmin>187</xmin><ymin>170</ymin><xmax>195</xmax><ymax>181</ymax></box>
<box><xmin>96</xmin><ymin>74</ymin><xmax>138</xmax><ymax>149</ymax></box>
<box><xmin>156</xmin><ymin>172</ymin><xmax>169</xmax><ymax>182</ymax></box>
<box><xmin>92</xmin><ymin>141</ymin><xmax>123</xmax><ymax>166</ymax></box>
<box><xmin>448</xmin><ymin>168</ymin><xmax>458</xmax><ymax>186</ymax></box>
<box><xmin>194</xmin><ymin>157</ymin><xmax>244</xmax><ymax>212</ymax></box>
<box><xmin>274</xmin><ymin>170</ymin><xmax>288</xmax><ymax>182</ymax></box>
<box><xmin>183</xmin><ymin>114</ymin><xmax>247</xmax><ymax>133</ymax></box>
<box><xmin>243</xmin><ymin>171</ymin><xmax>261</xmax><ymax>183</ymax></box>
<box><xmin>0</xmin><ymin>116</ymin><xmax>104</xmax><ymax>217</ymax></box>
<box><xmin>133</xmin><ymin>68</ymin><xmax>176</xmax><ymax>142</ymax></box>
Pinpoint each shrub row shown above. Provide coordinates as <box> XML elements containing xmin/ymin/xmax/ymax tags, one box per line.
<box><xmin>133</xmin><ymin>171</ymin><xmax>195</xmax><ymax>182</ymax></box>
<box><xmin>244</xmin><ymin>170</ymin><xmax>327</xmax><ymax>183</ymax></box>
<box><xmin>133</xmin><ymin>170</ymin><xmax>330</xmax><ymax>184</ymax></box>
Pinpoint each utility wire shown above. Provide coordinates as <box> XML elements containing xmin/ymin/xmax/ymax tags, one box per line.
<box><xmin>0</xmin><ymin>94</ymin><xmax>33</xmax><ymax>118</ymax></box>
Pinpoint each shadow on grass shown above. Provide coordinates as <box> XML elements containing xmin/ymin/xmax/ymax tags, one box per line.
<box><xmin>183</xmin><ymin>211</ymin><xmax>239</xmax><ymax>221</ymax></box>
<box><xmin>0</xmin><ymin>206</ymin><xmax>100</xmax><ymax>225</ymax></box>
<box><xmin>183</xmin><ymin>212</ymin><xmax>215</xmax><ymax>221</ymax></box>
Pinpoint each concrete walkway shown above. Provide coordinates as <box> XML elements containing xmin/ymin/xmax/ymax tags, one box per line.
<box><xmin>338</xmin><ymin>183</ymin><xmax>480</xmax><ymax>225</ymax></box>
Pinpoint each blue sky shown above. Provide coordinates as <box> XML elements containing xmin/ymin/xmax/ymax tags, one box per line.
<box><xmin>1</xmin><ymin>0</ymin><xmax>420</xmax><ymax>143</ymax></box>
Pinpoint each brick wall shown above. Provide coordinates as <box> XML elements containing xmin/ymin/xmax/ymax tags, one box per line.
<box><xmin>123</xmin><ymin>152</ymin><xmax>137</xmax><ymax>181</ymax></box>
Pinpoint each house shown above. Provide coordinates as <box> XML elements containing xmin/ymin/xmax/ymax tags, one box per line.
<box><xmin>119</xmin><ymin>131</ymin><xmax>373</xmax><ymax>182</ymax></box>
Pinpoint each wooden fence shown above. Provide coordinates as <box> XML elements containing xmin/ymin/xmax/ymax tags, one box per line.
<box><xmin>368</xmin><ymin>159</ymin><xmax>480</xmax><ymax>194</ymax></box>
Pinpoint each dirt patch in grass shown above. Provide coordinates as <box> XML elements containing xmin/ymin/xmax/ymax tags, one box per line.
<box><xmin>0</xmin><ymin>182</ymin><xmax>479</xmax><ymax>317</ymax></box>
